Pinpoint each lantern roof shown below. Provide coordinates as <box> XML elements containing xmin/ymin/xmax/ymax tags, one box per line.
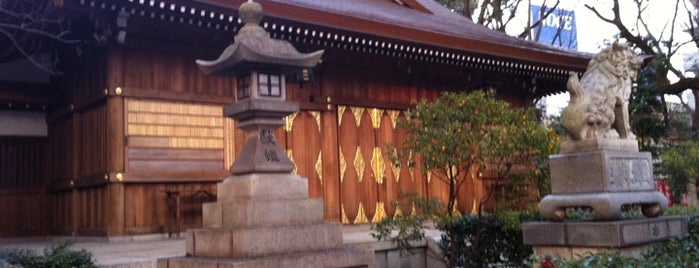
<box><xmin>196</xmin><ymin>1</ymin><xmax>324</xmax><ymax>76</ymax></box>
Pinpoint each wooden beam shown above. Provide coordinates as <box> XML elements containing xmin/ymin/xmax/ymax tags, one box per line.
<box><xmin>118</xmin><ymin>87</ymin><xmax>236</xmax><ymax>105</ymax></box>
<box><xmin>118</xmin><ymin>170</ymin><xmax>228</xmax><ymax>183</ymax></box>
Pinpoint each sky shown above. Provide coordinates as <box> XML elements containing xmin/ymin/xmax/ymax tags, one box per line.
<box><xmin>506</xmin><ymin>0</ymin><xmax>698</xmax><ymax>116</ymax></box>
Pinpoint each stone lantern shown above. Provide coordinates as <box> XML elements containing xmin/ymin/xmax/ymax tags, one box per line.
<box><xmin>196</xmin><ymin>0</ymin><xmax>323</xmax><ymax>175</ymax></box>
<box><xmin>158</xmin><ymin>1</ymin><xmax>373</xmax><ymax>267</ymax></box>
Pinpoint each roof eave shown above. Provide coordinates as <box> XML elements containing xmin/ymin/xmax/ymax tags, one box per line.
<box><xmin>199</xmin><ymin>0</ymin><xmax>589</xmax><ymax>70</ymax></box>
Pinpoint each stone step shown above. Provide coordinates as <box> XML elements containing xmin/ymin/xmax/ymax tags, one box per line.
<box><xmin>100</xmin><ymin>260</ymin><xmax>155</xmax><ymax>268</ymax></box>
<box><xmin>159</xmin><ymin>247</ymin><xmax>373</xmax><ymax>268</ymax></box>
<box><xmin>217</xmin><ymin>173</ymin><xmax>309</xmax><ymax>201</ymax></box>
<box><xmin>203</xmin><ymin>198</ymin><xmax>325</xmax><ymax>228</ymax></box>
<box><xmin>187</xmin><ymin>222</ymin><xmax>343</xmax><ymax>258</ymax></box>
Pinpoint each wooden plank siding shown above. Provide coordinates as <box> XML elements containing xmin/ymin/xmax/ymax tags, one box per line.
<box><xmin>0</xmin><ymin>188</ymin><xmax>47</xmax><ymax>236</ymax></box>
<box><xmin>0</xmin><ymin>137</ymin><xmax>47</xmax><ymax>187</ymax></box>
<box><xmin>0</xmin><ymin>137</ymin><xmax>48</xmax><ymax>236</ymax></box>
<box><xmin>1</xmin><ymin>43</ymin><xmax>499</xmax><ymax>236</ymax></box>
<box><xmin>122</xmin><ymin>183</ymin><xmax>217</xmax><ymax>235</ymax></box>
<box><xmin>47</xmin><ymin>190</ymin><xmax>74</xmax><ymax>235</ymax></box>
<box><xmin>108</xmin><ymin>45</ymin><xmax>235</xmax><ymax>234</ymax></box>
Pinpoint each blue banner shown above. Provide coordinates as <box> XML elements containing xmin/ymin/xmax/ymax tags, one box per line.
<box><xmin>531</xmin><ymin>5</ymin><xmax>578</xmax><ymax>50</ymax></box>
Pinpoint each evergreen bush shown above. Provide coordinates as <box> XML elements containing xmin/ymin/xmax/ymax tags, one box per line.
<box><xmin>0</xmin><ymin>240</ymin><xmax>95</xmax><ymax>268</ymax></box>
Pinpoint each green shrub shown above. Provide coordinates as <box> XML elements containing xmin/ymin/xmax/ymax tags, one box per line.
<box><xmin>534</xmin><ymin>245</ymin><xmax>699</xmax><ymax>268</ymax></box>
<box><xmin>371</xmin><ymin>192</ymin><xmax>443</xmax><ymax>256</ymax></box>
<box><xmin>533</xmin><ymin>251</ymin><xmax>640</xmax><ymax>268</ymax></box>
<box><xmin>439</xmin><ymin>214</ymin><xmax>532</xmax><ymax>267</ymax></box>
<box><xmin>666</xmin><ymin>205</ymin><xmax>699</xmax><ymax>241</ymax></box>
<box><xmin>0</xmin><ymin>239</ymin><xmax>95</xmax><ymax>268</ymax></box>
<box><xmin>373</xmin><ymin>192</ymin><xmax>537</xmax><ymax>267</ymax></box>
<box><xmin>660</xmin><ymin>141</ymin><xmax>699</xmax><ymax>204</ymax></box>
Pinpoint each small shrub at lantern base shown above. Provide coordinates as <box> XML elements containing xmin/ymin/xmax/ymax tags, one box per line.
<box><xmin>0</xmin><ymin>239</ymin><xmax>96</xmax><ymax>268</ymax></box>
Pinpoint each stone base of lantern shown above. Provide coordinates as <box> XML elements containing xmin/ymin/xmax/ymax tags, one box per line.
<box><xmin>158</xmin><ymin>248</ymin><xmax>373</xmax><ymax>268</ymax></box>
<box><xmin>157</xmin><ymin>173</ymin><xmax>374</xmax><ymax>268</ymax></box>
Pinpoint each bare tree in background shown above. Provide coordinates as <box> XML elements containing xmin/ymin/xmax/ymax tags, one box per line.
<box><xmin>586</xmin><ymin>0</ymin><xmax>699</xmax><ymax>134</ymax></box>
<box><xmin>435</xmin><ymin>0</ymin><xmax>562</xmax><ymax>40</ymax></box>
<box><xmin>0</xmin><ymin>0</ymin><xmax>79</xmax><ymax>75</ymax></box>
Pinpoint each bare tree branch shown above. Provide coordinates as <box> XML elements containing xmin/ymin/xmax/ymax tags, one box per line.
<box><xmin>664</xmin><ymin>77</ymin><xmax>699</xmax><ymax>95</ymax></box>
<box><xmin>0</xmin><ymin>22</ymin><xmax>78</xmax><ymax>45</ymax></box>
<box><xmin>0</xmin><ymin>0</ymin><xmax>81</xmax><ymax>75</ymax></box>
<box><xmin>584</xmin><ymin>4</ymin><xmax>614</xmax><ymax>24</ymax></box>
<box><xmin>516</xmin><ymin>0</ymin><xmax>561</xmax><ymax>39</ymax></box>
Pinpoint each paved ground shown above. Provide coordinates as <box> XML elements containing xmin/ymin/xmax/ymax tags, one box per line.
<box><xmin>0</xmin><ymin>225</ymin><xmax>418</xmax><ymax>268</ymax></box>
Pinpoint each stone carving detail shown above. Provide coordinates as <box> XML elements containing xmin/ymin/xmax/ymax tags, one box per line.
<box><xmin>561</xmin><ymin>42</ymin><xmax>642</xmax><ymax>141</ymax></box>
<box><xmin>607</xmin><ymin>157</ymin><xmax>652</xmax><ymax>190</ymax></box>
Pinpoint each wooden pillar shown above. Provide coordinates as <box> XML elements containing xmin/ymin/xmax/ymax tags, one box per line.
<box><xmin>321</xmin><ymin>107</ymin><xmax>341</xmax><ymax>221</ymax></box>
<box><xmin>71</xmin><ymin>109</ymin><xmax>80</xmax><ymax>235</ymax></box>
<box><xmin>105</xmin><ymin>47</ymin><xmax>126</xmax><ymax>236</ymax></box>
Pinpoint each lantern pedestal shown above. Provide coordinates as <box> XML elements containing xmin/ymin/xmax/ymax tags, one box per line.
<box><xmin>158</xmin><ymin>173</ymin><xmax>373</xmax><ymax>268</ymax></box>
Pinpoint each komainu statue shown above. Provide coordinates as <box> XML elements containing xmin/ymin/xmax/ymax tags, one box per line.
<box><xmin>561</xmin><ymin>42</ymin><xmax>642</xmax><ymax>141</ymax></box>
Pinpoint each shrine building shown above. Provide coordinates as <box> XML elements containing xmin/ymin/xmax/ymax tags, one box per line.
<box><xmin>0</xmin><ymin>0</ymin><xmax>589</xmax><ymax>236</ymax></box>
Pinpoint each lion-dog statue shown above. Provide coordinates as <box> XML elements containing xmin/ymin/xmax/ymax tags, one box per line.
<box><xmin>561</xmin><ymin>42</ymin><xmax>642</xmax><ymax>141</ymax></box>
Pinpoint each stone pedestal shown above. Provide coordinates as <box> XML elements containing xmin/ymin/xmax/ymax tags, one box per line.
<box><xmin>524</xmin><ymin>139</ymin><xmax>687</xmax><ymax>260</ymax></box>
<box><xmin>158</xmin><ymin>173</ymin><xmax>374</xmax><ymax>268</ymax></box>
<box><xmin>524</xmin><ymin>217</ymin><xmax>688</xmax><ymax>258</ymax></box>
<box><xmin>539</xmin><ymin>148</ymin><xmax>668</xmax><ymax>221</ymax></box>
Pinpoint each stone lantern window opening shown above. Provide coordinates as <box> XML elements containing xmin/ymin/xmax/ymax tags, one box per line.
<box><xmin>236</xmin><ymin>73</ymin><xmax>251</xmax><ymax>100</ymax></box>
<box><xmin>258</xmin><ymin>72</ymin><xmax>282</xmax><ymax>97</ymax></box>
<box><xmin>235</xmin><ymin>70</ymin><xmax>287</xmax><ymax>101</ymax></box>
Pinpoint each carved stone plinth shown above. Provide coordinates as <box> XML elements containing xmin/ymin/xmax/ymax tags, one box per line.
<box><xmin>524</xmin><ymin>217</ymin><xmax>687</xmax><ymax>247</ymax></box>
<box><xmin>539</xmin><ymin>149</ymin><xmax>668</xmax><ymax>221</ymax></box>
<box><xmin>523</xmin><ymin>217</ymin><xmax>688</xmax><ymax>259</ymax></box>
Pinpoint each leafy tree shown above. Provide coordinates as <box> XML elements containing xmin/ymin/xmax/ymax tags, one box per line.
<box><xmin>480</xmin><ymin>102</ymin><xmax>559</xmax><ymax>211</ymax></box>
<box><xmin>661</xmin><ymin>141</ymin><xmax>699</xmax><ymax>205</ymax></box>
<box><xmin>380</xmin><ymin>91</ymin><xmax>556</xmax><ymax>267</ymax></box>
<box><xmin>389</xmin><ymin>90</ymin><xmax>556</xmax><ymax>216</ymax></box>
<box><xmin>630</xmin><ymin>66</ymin><xmax>669</xmax><ymax>155</ymax></box>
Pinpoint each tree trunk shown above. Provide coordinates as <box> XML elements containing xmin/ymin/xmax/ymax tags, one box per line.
<box><xmin>692</xmin><ymin>90</ymin><xmax>698</xmax><ymax>133</ymax></box>
<box><xmin>448</xmin><ymin>178</ymin><xmax>456</xmax><ymax>216</ymax></box>
<box><xmin>461</xmin><ymin>0</ymin><xmax>470</xmax><ymax>19</ymax></box>
<box><xmin>687</xmin><ymin>181</ymin><xmax>697</xmax><ymax>206</ymax></box>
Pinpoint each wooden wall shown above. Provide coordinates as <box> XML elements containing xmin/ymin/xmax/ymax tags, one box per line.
<box><xmin>33</xmin><ymin>46</ymin><xmax>237</xmax><ymax>237</ymax></box>
<box><xmin>0</xmin><ymin>137</ymin><xmax>47</xmax><ymax>236</ymax></box>
<box><xmin>0</xmin><ymin>137</ymin><xmax>46</xmax><ymax>187</ymax></box>
<box><xmin>1</xmin><ymin>41</ymin><xmax>528</xmax><ymax>236</ymax></box>
<box><xmin>279</xmin><ymin>60</ymin><xmax>489</xmax><ymax>223</ymax></box>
